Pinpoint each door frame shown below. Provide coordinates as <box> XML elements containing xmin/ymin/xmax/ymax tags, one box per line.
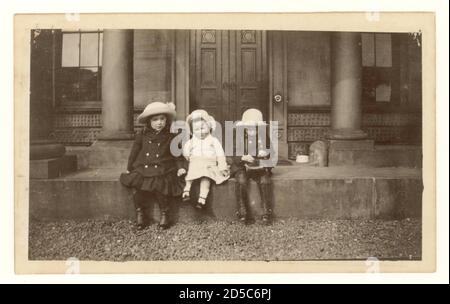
<box><xmin>174</xmin><ymin>29</ymin><xmax>288</xmax><ymax>159</ymax></box>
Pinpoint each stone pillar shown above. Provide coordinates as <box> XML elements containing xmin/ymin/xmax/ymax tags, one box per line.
<box><xmin>327</xmin><ymin>32</ymin><xmax>374</xmax><ymax>166</ymax></box>
<box><xmin>329</xmin><ymin>32</ymin><xmax>367</xmax><ymax>140</ymax></box>
<box><xmin>98</xmin><ymin>30</ymin><xmax>134</xmax><ymax>140</ymax></box>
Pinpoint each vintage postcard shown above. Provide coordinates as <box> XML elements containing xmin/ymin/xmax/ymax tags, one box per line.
<box><xmin>14</xmin><ymin>12</ymin><xmax>435</xmax><ymax>274</ymax></box>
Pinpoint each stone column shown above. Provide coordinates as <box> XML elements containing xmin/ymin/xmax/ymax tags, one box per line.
<box><xmin>98</xmin><ymin>30</ymin><xmax>134</xmax><ymax>140</ymax></box>
<box><xmin>329</xmin><ymin>32</ymin><xmax>367</xmax><ymax>140</ymax></box>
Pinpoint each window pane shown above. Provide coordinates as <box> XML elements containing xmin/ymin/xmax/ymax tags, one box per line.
<box><xmin>79</xmin><ymin>67</ymin><xmax>99</xmax><ymax>101</ymax></box>
<box><xmin>59</xmin><ymin>67</ymin><xmax>79</xmax><ymax>101</ymax></box>
<box><xmin>361</xmin><ymin>33</ymin><xmax>375</xmax><ymax>67</ymax></box>
<box><xmin>99</xmin><ymin>32</ymin><xmax>103</xmax><ymax>66</ymax></box>
<box><xmin>375</xmin><ymin>68</ymin><xmax>392</xmax><ymax>102</ymax></box>
<box><xmin>375</xmin><ymin>34</ymin><xmax>392</xmax><ymax>67</ymax></box>
<box><xmin>80</xmin><ymin>33</ymin><xmax>99</xmax><ymax>66</ymax></box>
<box><xmin>62</xmin><ymin>33</ymin><xmax>80</xmax><ymax>67</ymax></box>
<box><xmin>362</xmin><ymin>67</ymin><xmax>376</xmax><ymax>102</ymax></box>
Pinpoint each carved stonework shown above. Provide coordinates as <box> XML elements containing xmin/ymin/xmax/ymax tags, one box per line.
<box><xmin>54</xmin><ymin>114</ymin><xmax>102</xmax><ymax>128</ymax></box>
<box><xmin>287</xmin><ymin>127</ymin><xmax>329</xmax><ymax>142</ymax></box>
<box><xmin>288</xmin><ymin>113</ymin><xmax>330</xmax><ymax>126</ymax></box>
<box><xmin>241</xmin><ymin>30</ymin><xmax>256</xmax><ymax>44</ymax></box>
<box><xmin>201</xmin><ymin>30</ymin><xmax>216</xmax><ymax>44</ymax></box>
<box><xmin>287</xmin><ymin>112</ymin><xmax>420</xmax><ymax>127</ymax></box>
<box><xmin>53</xmin><ymin>128</ymin><xmax>101</xmax><ymax>145</ymax></box>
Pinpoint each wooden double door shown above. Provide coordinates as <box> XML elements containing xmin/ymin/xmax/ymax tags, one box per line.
<box><xmin>190</xmin><ymin>30</ymin><xmax>268</xmax><ymax>127</ymax></box>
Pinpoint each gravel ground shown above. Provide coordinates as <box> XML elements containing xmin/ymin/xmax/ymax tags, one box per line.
<box><xmin>29</xmin><ymin>218</ymin><xmax>421</xmax><ymax>261</ymax></box>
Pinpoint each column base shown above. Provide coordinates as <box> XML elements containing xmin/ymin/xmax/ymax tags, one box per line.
<box><xmin>328</xmin><ymin>139</ymin><xmax>375</xmax><ymax>166</ymax></box>
<box><xmin>97</xmin><ymin>130</ymin><xmax>135</xmax><ymax>141</ymax></box>
<box><xmin>328</xmin><ymin>129</ymin><xmax>368</xmax><ymax>140</ymax></box>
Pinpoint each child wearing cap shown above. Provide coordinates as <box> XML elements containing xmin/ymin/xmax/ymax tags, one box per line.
<box><xmin>230</xmin><ymin>108</ymin><xmax>276</xmax><ymax>225</ymax></box>
<box><xmin>120</xmin><ymin>102</ymin><xmax>187</xmax><ymax>230</ymax></box>
<box><xmin>182</xmin><ymin>110</ymin><xmax>230</xmax><ymax>209</ymax></box>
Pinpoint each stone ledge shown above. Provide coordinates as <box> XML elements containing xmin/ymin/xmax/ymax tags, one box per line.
<box><xmin>29</xmin><ymin>167</ymin><xmax>422</xmax><ymax>222</ymax></box>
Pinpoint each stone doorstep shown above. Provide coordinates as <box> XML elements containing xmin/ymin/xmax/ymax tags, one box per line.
<box><xmin>29</xmin><ymin>167</ymin><xmax>423</xmax><ymax>223</ymax></box>
<box><xmin>67</xmin><ymin>144</ymin><xmax>422</xmax><ymax>170</ymax></box>
<box><xmin>328</xmin><ymin>147</ymin><xmax>422</xmax><ymax>168</ymax></box>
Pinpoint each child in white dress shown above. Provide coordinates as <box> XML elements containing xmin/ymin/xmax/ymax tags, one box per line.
<box><xmin>182</xmin><ymin>110</ymin><xmax>230</xmax><ymax>209</ymax></box>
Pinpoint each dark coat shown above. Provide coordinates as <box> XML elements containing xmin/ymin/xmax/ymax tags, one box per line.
<box><xmin>127</xmin><ymin>126</ymin><xmax>187</xmax><ymax>177</ymax></box>
<box><xmin>228</xmin><ymin>130</ymin><xmax>276</xmax><ymax>176</ymax></box>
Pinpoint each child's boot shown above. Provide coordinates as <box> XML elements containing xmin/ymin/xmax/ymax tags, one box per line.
<box><xmin>235</xmin><ymin>183</ymin><xmax>249</xmax><ymax>224</ymax></box>
<box><xmin>135</xmin><ymin>207</ymin><xmax>146</xmax><ymax>230</ymax></box>
<box><xmin>157</xmin><ymin>195</ymin><xmax>170</xmax><ymax>229</ymax></box>
<box><xmin>133</xmin><ymin>191</ymin><xmax>148</xmax><ymax>230</ymax></box>
<box><xmin>259</xmin><ymin>183</ymin><xmax>273</xmax><ymax>225</ymax></box>
<box><xmin>159</xmin><ymin>211</ymin><xmax>169</xmax><ymax>229</ymax></box>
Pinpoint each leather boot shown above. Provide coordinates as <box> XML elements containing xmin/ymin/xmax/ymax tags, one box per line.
<box><xmin>157</xmin><ymin>195</ymin><xmax>170</xmax><ymax>229</ymax></box>
<box><xmin>134</xmin><ymin>191</ymin><xmax>148</xmax><ymax>230</ymax></box>
<box><xmin>159</xmin><ymin>211</ymin><xmax>170</xmax><ymax>229</ymax></box>
<box><xmin>135</xmin><ymin>208</ymin><xmax>146</xmax><ymax>230</ymax></box>
<box><xmin>259</xmin><ymin>182</ymin><xmax>273</xmax><ymax>225</ymax></box>
<box><xmin>235</xmin><ymin>182</ymin><xmax>249</xmax><ymax>224</ymax></box>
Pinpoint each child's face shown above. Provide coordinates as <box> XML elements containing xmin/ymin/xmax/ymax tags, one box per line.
<box><xmin>192</xmin><ymin>119</ymin><xmax>210</xmax><ymax>139</ymax></box>
<box><xmin>149</xmin><ymin>114</ymin><xmax>167</xmax><ymax>132</ymax></box>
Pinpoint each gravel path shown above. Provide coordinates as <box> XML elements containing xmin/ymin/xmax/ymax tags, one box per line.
<box><xmin>29</xmin><ymin>218</ymin><xmax>421</xmax><ymax>261</ymax></box>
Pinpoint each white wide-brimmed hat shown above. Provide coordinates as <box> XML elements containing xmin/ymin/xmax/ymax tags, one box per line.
<box><xmin>186</xmin><ymin>109</ymin><xmax>216</xmax><ymax>130</ymax></box>
<box><xmin>236</xmin><ymin>108</ymin><xmax>267</xmax><ymax>126</ymax></box>
<box><xmin>137</xmin><ymin>102</ymin><xmax>176</xmax><ymax>124</ymax></box>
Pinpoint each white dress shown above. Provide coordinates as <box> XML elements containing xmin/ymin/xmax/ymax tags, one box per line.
<box><xmin>183</xmin><ymin>134</ymin><xmax>230</xmax><ymax>184</ymax></box>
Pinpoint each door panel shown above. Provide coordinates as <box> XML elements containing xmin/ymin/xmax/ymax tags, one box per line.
<box><xmin>190</xmin><ymin>30</ymin><xmax>267</xmax><ymax>126</ymax></box>
<box><xmin>235</xmin><ymin>30</ymin><xmax>266</xmax><ymax>123</ymax></box>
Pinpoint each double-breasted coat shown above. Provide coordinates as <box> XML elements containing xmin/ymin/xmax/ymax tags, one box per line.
<box><xmin>121</xmin><ymin>126</ymin><xmax>187</xmax><ymax>196</ymax></box>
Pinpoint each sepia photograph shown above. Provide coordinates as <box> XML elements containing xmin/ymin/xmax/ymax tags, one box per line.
<box><xmin>13</xmin><ymin>12</ymin><xmax>436</xmax><ymax>274</ymax></box>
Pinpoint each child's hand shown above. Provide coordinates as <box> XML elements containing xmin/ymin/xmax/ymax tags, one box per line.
<box><xmin>220</xmin><ymin>169</ymin><xmax>230</xmax><ymax>177</ymax></box>
<box><xmin>241</xmin><ymin>155</ymin><xmax>255</xmax><ymax>163</ymax></box>
<box><xmin>125</xmin><ymin>170</ymin><xmax>130</xmax><ymax>174</ymax></box>
<box><xmin>258</xmin><ymin>150</ymin><xmax>269</xmax><ymax>158</ymax></box>
<box><xmin>177</xmin><ymin>168</ymin><xmax>187</xmax><ymax>177</ymax></box>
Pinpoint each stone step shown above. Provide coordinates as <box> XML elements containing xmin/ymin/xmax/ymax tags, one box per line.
<box><xmin>29</xmin><ymin>167</ymin><xmax>423</xmax><ymax>222</ymax></box>
<box><xmin>67</xmin><ymin>144</ymin><xmax>422</xmax><ymax>169</ymax></box>
<box><xmin>328</xmin><ymin>145</ymin><xmax>422</xmax><ymax>168</ymax></box>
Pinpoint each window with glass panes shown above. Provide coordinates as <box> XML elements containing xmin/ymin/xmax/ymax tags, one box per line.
<box><xmin>361</xmin><ymin>33</ymin><xmax>394</xmax><ymax>103</ymax></box>
<box><xmin>59</xmin><ymin>31</ymin><xmax>103</xmax><ymax>102</ymax></box>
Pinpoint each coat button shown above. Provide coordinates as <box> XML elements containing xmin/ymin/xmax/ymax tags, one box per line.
<box><xmin>144</xmin><ymin>165</ymin><xmax>148</xmax><ymax>168</ymax></box>
<box><xmin>146</xmin><ymin>153</ymin><xmax>149</xmax><ymax>156</ymax></box>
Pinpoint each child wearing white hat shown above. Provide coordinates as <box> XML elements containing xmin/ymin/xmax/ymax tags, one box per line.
<box><xmin>120</xmin><ymin>102</ymin><xmax>187</xmax><ymax>230</ymax></box>
<box><xmin>182</xmin><ymin>109</ymin><xmax>230</xmax><ymax>209</ymax></box>
<box><xmin>230</xmin><ymin>108</ymin><xmax>276</xmax><ymax>225</ymax></box>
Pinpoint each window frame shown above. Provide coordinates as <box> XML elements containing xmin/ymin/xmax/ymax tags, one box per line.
<box><xmin>361</xmin><ymin>32</ymin><xmax>402</xmax><ymax>112</ymax></box>
<box><xmin>55</xmin><ymin>30</ymin><xmax>103</xmax><ymax>112</ymax></box>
